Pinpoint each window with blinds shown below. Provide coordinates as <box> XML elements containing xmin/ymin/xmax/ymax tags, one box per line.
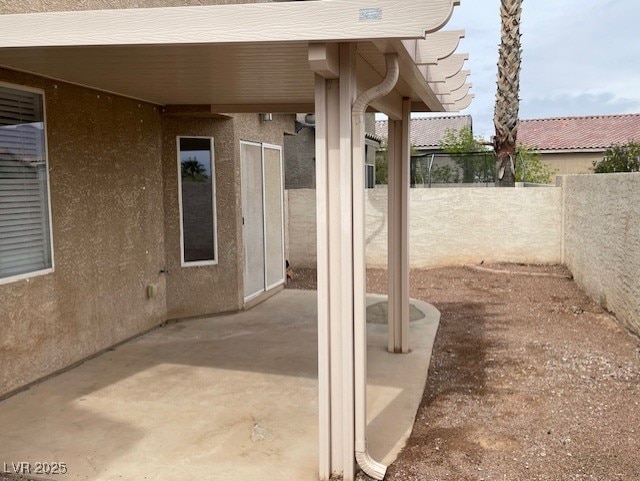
<box><xmin>0</xmin><ymin>83</ymin><xmax>53</xmax><ymax>282</ymax></box>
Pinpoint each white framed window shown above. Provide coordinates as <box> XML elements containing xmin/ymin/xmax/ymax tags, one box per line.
<box><xmin>0</xmin><ymin>81</ymin><xmax>54</xmax><ymax>284</ymax></box>
<box><xmin>177</xmin><ymin>136</ymin><xmax>218</xmax><ymax>266</ymax></box>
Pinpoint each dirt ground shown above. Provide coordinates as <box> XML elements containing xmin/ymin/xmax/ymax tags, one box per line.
<box><xmin>2</xmin><ymin>264</ymin><xmax>637</xmax><ymax>481</ymax></box>
<box><xmin>289</xmin><ymin>264</ymin><xmax>640</xmax><ymax>481</ymax></box>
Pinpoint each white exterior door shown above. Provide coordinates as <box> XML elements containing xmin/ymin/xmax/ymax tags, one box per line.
<box><xmin>241</xmin><ymin>141</ymin><xmax>285</xmax><ymax>302</ymax></box>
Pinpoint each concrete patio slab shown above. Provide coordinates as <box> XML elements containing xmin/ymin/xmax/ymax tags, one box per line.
<box><xmin>0</xmin><ymin>290</ymin><xmax>439</xmax><ymax>481</ymax></box>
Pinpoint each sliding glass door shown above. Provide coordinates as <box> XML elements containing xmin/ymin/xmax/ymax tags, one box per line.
<box><xmin>241</xmin><ymin>141</ymin><xmax>285</xmax><ymax>302</ymax></box>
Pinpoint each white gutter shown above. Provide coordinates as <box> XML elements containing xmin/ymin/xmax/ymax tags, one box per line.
<box><xmin>351</xmin><ymin>52</ymin><xmax>400</xmax><ymax>481</ymax></box>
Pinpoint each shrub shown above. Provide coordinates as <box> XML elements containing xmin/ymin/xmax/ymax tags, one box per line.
<box><xmin>593</xmin><ymin>142</ymin><xmax>640</xmax><ymax>173</ymax></box>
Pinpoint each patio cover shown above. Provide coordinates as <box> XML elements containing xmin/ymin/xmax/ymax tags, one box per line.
<box><xmin>0</xmin><ymin>1</ymin><xmax>472</xmax><ymax>480</ymax></box>
<box><xmin>0</xmin><ymin>0</ymin><xmax>472</xmax><ymax>114</ymax></box>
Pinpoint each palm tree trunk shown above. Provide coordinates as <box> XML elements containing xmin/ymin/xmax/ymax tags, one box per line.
<box><xmin>494</xmin><ymin>0</ymin><xmax>523</xmax><ymax>187</ymax></box>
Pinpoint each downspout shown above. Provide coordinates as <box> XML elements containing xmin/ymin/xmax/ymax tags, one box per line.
<box><xmin>352</xmin><ymin>52</ymin><xmax>399</xmax><ymax>481</ymax></box>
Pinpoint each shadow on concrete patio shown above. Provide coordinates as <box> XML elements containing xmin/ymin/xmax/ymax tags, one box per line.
<box><xmin>0</xmin><ymin>290</ymin><xmax>439</xmax><ymax>481</ymax></box>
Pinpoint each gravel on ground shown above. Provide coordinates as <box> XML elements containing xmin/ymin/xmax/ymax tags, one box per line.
<box><xmin>288</xmin><ymin>264</ymin><xmax>640</xmax><ymax>481</ymax></box>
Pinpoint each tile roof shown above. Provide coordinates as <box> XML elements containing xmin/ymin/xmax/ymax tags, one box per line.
<box><xmin>375</xmin><ymin>115</ymin><xmax>472</xmax><ymax>148</ymax></box>
<box><xmin>518</xmin><ymin>113</ymin><xmax>640</xmax><ymax>151</ymax></box>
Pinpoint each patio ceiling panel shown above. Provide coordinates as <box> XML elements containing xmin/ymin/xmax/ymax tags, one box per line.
<box><xmin>0</xmin><ymin>43</ymin><xmax>315</xmax><ymax>106</ymax></box>
<box><xmin>0</xmin><ymin>40</ymin><xmax>470</xmax><ymax>114</ymax></box>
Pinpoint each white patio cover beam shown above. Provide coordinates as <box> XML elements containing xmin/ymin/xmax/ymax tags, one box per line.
<box><xmin>207</xmin><ymin>103</ymin><xmax>316</xmax><ymax>114</ymax></box>
<box><xmin>426</xmin><ymin>53</ymin><xmax>469</xmax><ymax>82</ymax></box>
<box><xmin>0</xmin><ymin>0</ymin><xmax>459</xmax><ymax>48</ymax></box>
<box><xmin>415</xmin><ymin>30</ymin><xmax>465</xmax><ymax>65</ymax></box>
<box><xmin>387</xmin><ymin>99</ymin><xmax>411</xmax><ymax>353</ymax></box>
<box><xmin>440</xmin><ymin>82</ymin><xmax>473</xmax><ymax>104</ymax></box>
<box><xmin>430</xmin><ymin>69</ymin><xmax>470</xmax><ymax>94</ymax></box>
<box><xmin>309</xmin><ymin>43</ymin><xmax>341</xmax><ymax>80</ymax></box>
<box><xmin>445</xmin><ymin>93</ymin><xmax>475</xmax><ymax>112</ymax></box>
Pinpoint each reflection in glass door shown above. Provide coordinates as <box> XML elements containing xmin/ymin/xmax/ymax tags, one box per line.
<box><xmin>241</xmin><ymin>141</ymin><xmax>285</xmax><ymax>302</ymax></box>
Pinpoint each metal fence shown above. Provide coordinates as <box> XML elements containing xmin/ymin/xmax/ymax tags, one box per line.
<box><xmin>411</xmin><ymin>151</ymin><xmax>496</xmax><ymax>187</ymax></box>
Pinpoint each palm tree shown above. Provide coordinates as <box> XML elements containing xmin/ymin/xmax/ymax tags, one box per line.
<box><xmin>493</xmin><ymin>0</ymin><xmax>523</xmax><ymax>187</ymax></box>
<box><xmin>181</xmin><ymin>158</ymin><xmax>208</xmax><ymax>182</ymax></box>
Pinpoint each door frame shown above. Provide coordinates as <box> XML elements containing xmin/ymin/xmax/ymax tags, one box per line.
<box><xmin>261</xmin><ymin>142</ymin><xmax>286</xmax><ymax>292</ymax></box>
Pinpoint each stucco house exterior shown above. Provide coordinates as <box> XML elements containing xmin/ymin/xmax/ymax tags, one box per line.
<box><xmin>519</xmin><ymin>113</ymin><xmax>640</xmax><ymax>180</ymax></box>
<box><xmin>284</xmin><ymin>113</ymin><xmax>381</xmax><ymax>189</ymax></box>
<box><xmin>0</xmin><ymin>1</ymin><xmax>472</xmax><ymax>480</ymax></box>
<box><xmin>0</xmin><ymin>65</ymin><xmax>295</xmax><ymax>394</ymax></box>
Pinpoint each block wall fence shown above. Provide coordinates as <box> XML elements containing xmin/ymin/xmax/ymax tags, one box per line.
<box><xmin>285</xmin><ymin>174</ymin><xmax>640</xmax><ymax>337</ymax></box>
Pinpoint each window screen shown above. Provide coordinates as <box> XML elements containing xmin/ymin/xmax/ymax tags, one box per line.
<box><xmin>0</xmin><ymin>84</ymin><xmax>52</xmax><ymax>281</ymax></box>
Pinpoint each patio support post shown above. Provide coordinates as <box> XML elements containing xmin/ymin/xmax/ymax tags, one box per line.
<box><xmin>315</xmin><ymin>71</ymin><xmax>333</xmax><ymax>481</ymax></box>
<box><xmin>314</xmin><ymin>42</ymin><xmax>358</xmax><ymax>481</ymax></box>
<box><xmin>387</xmin><ymin>98</ymin><xmax>411</xmax><ymax>353</ymax></box>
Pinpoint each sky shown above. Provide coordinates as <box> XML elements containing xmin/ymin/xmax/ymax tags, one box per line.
<box><xmin>435</xmin><ymin>0</ymin><xmax>640</xmax><ymax>138</ymax></box>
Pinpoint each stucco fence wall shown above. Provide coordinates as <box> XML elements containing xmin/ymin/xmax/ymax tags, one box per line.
<box><xmin>559</xmin><ymin>173</ymin><xmax>640</xmax><ymax>337</ymax></box>
<box><xmin>286</xmin><ymin>187</ymin><xmax>563</xmax><ymax>270</ymax></box>
<box><xmin>286</xmin><ymin>176</ymin><xmax>640</xmax><ymax>337</ymax></box>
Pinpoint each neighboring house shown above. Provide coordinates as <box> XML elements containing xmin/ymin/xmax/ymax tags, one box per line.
<box><xmin>284</xmin><ymin>113</ymin><xmax>381</xmax><ymax>189</ymax></box>
<box><xmin>519</xmin><ymin>113</ymin><xmax>640</xmax><ymax>179</ymax></box>
<box><xmin>375</xmin><ymin>114</ymin><xmax>472</xmax><ymax>154</ymax></box>
<box><xmin>375</xmin><ymin>115</ymin><xmax>475</xmax><ymax>185</ymax></box>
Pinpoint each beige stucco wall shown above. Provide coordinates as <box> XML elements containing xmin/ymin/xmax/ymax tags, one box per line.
<box><xmin>162</xmin><ymin>115</ymin><xmax>243</xmax><ymax>319</ymax></box>
<box><xmin>0</xmin><ymin>62</ymin><xmax>294</xmax><ymax>397</ymax></box>
<box><xmin>540</xmin><ymin>151</ymin><xmax>603</xmax><ymax>182</ymax></box>
<box><xmin>287</xmin><ymin>187</ymin><xmax>563</xmax><ymax>269</ymax></box>
<box><xmin>287</xmin><ymin>189</ymin><xmax>317</xmax><ymax>268</ymax></box>
<box><xmin>0</xmin><ymin>68</ymin><xmax>167</xmax><ymax>397</ymax></box>
<box><xmin>0</xmin><ymin>0</ymin><xmax>274</xmax><ymax>14</ymax></box>
<box><xmin>162</xmin><ymin>111</ymin><xmax>295</xmax><ymax>318</ymax></box>
<box><xmin>162</xmin><ymin>113</ymin><xmax>295</xmax><ymax>318</ymax></box>
<box><xmin>406</xmin><ymin>188</ymin><xmax>561</xmax><ymax>268</ymax></box>
<box><xmin>233</xmin><ymin>113</ymin><xmax>295</xmax><ymax>148</ymax></box>
<box><xmin>284</xmin><ymin>126</ymin><xmax>316</xmax><ymax>190</ymax></box>
<box><xmin>560</xmin><ymin>173</ymin><xmax>640</xmax><ymax>337</ymax></box>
